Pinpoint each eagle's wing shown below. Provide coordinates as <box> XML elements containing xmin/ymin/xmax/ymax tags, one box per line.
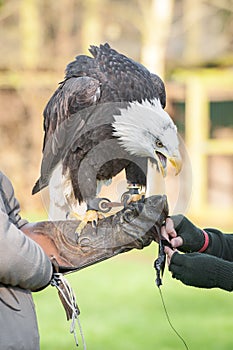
<box><xmin>150</xmin><ymin>73</ymin><xmax>166</xmax><ymax>109</ymax></box>
<box><xmin>89</xmin><ymin>44</ymin><xmax>157</xmax><ymax>103</ymax></box>
<box><xmin>32</xmin><ymin>76</ymin><xmax>101</xmax><ymax>194</ymax></box>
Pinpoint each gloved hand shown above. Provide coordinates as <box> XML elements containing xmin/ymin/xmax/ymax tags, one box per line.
<box><xmin>163</xmin><ymin>215</ymin><xmax>207</xmax><ymax>253</ymax></box>
<box><xmin>169</xmin><ymin>251</ymin><xmax>233</xmax><ymax>291</ymax></box>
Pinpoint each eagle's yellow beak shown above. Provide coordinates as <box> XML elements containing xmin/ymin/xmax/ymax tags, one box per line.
<box><xmin>155</xmin><ymin>151</ymin><xmax>182</xmax><ymax>177</ymax></box>
<box><xmin>168</xmin><ymin>154</ymin><xmax>182</xmax><ymax>175</ymax></box>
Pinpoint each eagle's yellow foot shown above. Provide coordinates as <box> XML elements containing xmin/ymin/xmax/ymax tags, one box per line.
<box><xmin>75</xmin><ymin>210</ymin><xmax>104</xmax><ymax>236</ymax></box>
<box><xmin>121</xmin><ymin>191</ymin><xmax>145</xmax><ymax>206</ymax></box>
<box><xmin>128</xmin><ymin>193</ymin><xmax>143</xmax><ymax>202</ymax></box>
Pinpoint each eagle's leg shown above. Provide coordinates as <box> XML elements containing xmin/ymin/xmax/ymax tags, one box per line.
<box><xmin>121</xmin><ymin>183</ymin><xmax>146</xmax><ymax>206</ymax></box>
<box><xmin>74</xmin><ymin>198</ymin><xmax>110</xmax><ymax>236</ymax></box>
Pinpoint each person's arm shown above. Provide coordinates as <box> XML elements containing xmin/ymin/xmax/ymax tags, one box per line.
<box><xmin>165</xmin><ymin>248</ymin><xmax>233</xmax><ymax>291</ymax></box>
<box><xmin>162</xmin><ymin>215</ymin><xmax>233</xmax><ymax>291</ymax></box>
<box><xmin>205</xmin><ymin>229</ymin><xmax>233</xmax><ymax>261</ymax></box>
<box><xmin>0</xmin><ymin>172</ymin><xmax>53</xmax><ymax>291</ymax></box>
<box><xmin>0</xmin><ymin>209</ymin><xmax>53</xmax><ymax>291</ymax></box>
<box><xmin>162</xmin><ymin>215</ymin><xmax>233</xmax><ymax>261</ymax></box>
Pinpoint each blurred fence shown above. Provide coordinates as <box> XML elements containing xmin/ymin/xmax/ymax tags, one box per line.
<box><xmin>167</xmin><ymin>69</ymin><xmax>233</xmax><ymax>229</ymax></box>
<box><xmin>0</xmin><ymin>0</ymin><xmax>232</xmax><ymax>230</ymax></box>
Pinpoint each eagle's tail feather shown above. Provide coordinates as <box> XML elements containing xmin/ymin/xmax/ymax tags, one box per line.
<box><xmin>32</xmin><ymin>178</ymin><xmax>48</xmax><ymax>195</ymax></box>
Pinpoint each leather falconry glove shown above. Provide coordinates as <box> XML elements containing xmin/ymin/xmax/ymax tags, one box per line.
<box><xmin>170</xmin><ymin>215</ymin><xmax>207</xmax><ymax>253</ymax></box>
<box><xmin>23</xmin><ymin>195</ymin><xmax>168</xmax><ymax>273</ymax></box>
<box><xmin>22</xmin><ymin>195</ymin><xmax>168</xmax><ymax>345</ymax></box>
<box><xmin>169</xmin><ymin>251</ymin><xmax>233</xmax><ymax>291</ymax></box>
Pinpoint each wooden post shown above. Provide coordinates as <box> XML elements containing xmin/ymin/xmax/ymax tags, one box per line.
<box><xmin>140</xmin><ymin>0</ymin><xmax>174</xmax><ymax>77</ymax></box>
<box><xmin>185</xmin><ymin>76</ymin><xmax>209</xmax><ymax>214</ymax></box>
<box><xmin>19</xmin><ymin>0</ymin><xmax>41</xmax><ymax>69</ymax></box>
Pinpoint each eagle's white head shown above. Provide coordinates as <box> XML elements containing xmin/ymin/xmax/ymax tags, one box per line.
<box><xmin>112</xmin><ymin>98</ymin><xmax>182</xmax><ymax>176</ymax></box>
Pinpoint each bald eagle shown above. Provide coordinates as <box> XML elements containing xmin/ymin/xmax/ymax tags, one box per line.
<box><xmin>32</xmin><ymin>43</ymin><xmax>181</xmax><ymax>231</ymax></box>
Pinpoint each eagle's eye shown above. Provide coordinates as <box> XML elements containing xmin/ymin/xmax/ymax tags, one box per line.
<box><xmin>155</xmin><ymin>140</ymin><xmax>163</xmax><ymax>148</ymax></box>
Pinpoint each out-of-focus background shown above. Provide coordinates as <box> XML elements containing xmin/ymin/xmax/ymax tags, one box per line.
<box><xmin>0</xmin><ymin>2</ymin><xmax>233</xmax><ymax>349</ymax></box>
<box><xmin>0</xmin><ymin>0</ymin><xmax>233</xmax><ymax>229</ymax></box>
<box><xmin>0</xmin><ymin>0</ymin><xmax>232</xmax><ymax>228</ymax></box>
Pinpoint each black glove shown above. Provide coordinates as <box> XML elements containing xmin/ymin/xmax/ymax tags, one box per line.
<box><xmin>169</xmin><ymin>251</ymin><xmax>233</xmax><ymax>291</ymax></box>
<box><xmin>171</xmin><ymin>215</ymin><xmax>207</xmax><ymax>253</ymax></box>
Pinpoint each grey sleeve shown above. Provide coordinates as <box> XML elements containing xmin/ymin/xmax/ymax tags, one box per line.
<box><xmin>0</xmin><ymin>173</ymin><xmax>28</xmax><ymax>229</ymax></box>
<box><xmin>0</xmin><ymin>172</ymin><xmax>53</xmax><ymax>291</ymax></box>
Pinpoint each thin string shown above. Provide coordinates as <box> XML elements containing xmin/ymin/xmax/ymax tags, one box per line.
<box><xmin>51</xmin><ymin>273</ymin><xmax>87</xmax><ymax>349</ymax></box>
<box><xmin>157</xmin><ymin>286</ymin><xmax>189</xmax><ymax>350</ymax></box>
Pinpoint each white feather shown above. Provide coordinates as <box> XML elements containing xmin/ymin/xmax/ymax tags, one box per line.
<box><xmin>112</xmin><ymin>98</ymin><xmax>178</xmax><ymax>159</ymax></box>
<box><xmin>48</xmin><ymin>163</ymin><xmax>87</xmax><ymax>220</ymax></box>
